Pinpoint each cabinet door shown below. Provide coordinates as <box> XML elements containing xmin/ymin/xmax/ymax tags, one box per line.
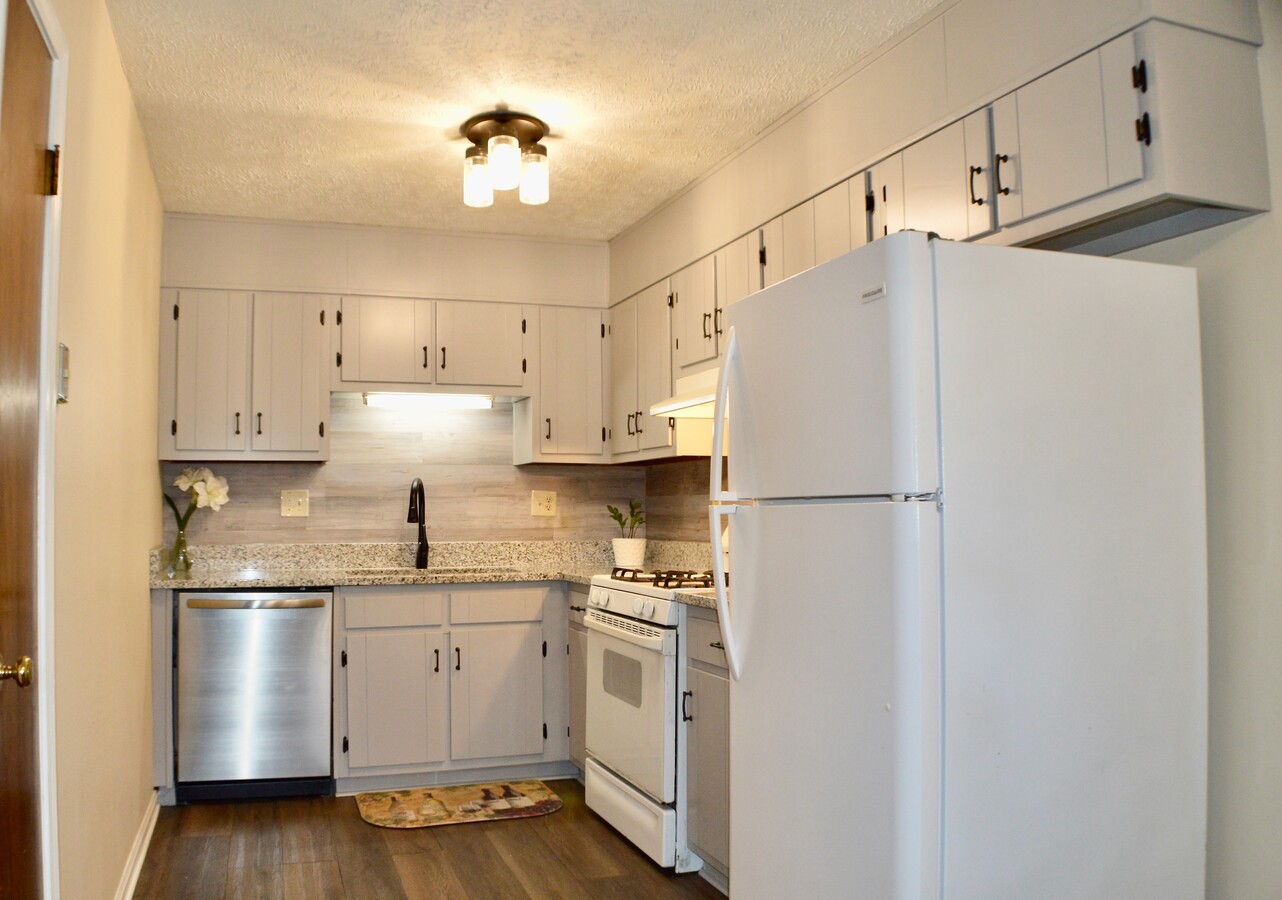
<box><xmin>687</xmin><ymin>666</ymin><xmax>730</xmax><ymax>872</ymax></box>
<box><xmin>758</xmin><ymin>218</ymin><xmax>784</xmax><ymax>289</ymax></box>
<box><xmin>994</xmin><ymin>40</ymin><xmax>1142</xmax><ymax>226</ymax></box>
<box><xmin>635</xmin><ymin>281</ymin><xmax>673</xmax><ymax>452</ymax></box>
<box><xmin>814</xmin><ymin>180</ymin><xmax>853</xmax><ymax>266</ymax></box>
<box><xmin>174</xmin><ymin>290</ymin><xmax>250</xmax><ymax>452</ymax></box>
<box><xmin>340</xmin><ymin>296</ymin><xmax>434</xmax><ymax>384</ymax></box>
<box><xmin>869</xmin><ymin>153</ymin><xmax>905</xmax><ymax>240</ymax></box>
<box><xmin>718</xmin><ymin>234</ymin><xmax>755</xmax><ymax>306</ymax></box>
<box><xmin>450</xmin><ymin>624</ymin><xmax>544</xmax><ymax>761</ymax></box>
<box><xmin>540</xmin><ymin>307</ymin><xmax>604</xmax><ymax>456</ymax></box>
<box><xmin>250</xmin><ymin>293</ymin><xmax>327</xmax><ymax>453</ymax></box>
<box><xmin>780</xmin><ymin>200</ymin><xmax>816</xmax><ymax>281</ymax></box>
<box><xmin>902</xmin><ymin>120</ymin><xmax>970</xmax><ymax>241</ymax></box>
<box><xmin>436</xmin><ymin>300</ymin><xmax>526</xmax><ymax>387</ymax></box>
<box><xmin>962</xmin><ymin>108</ymin><xmax>996</xmax><ymax>238</ymax></box>
<box><xmin>608</xmin><ymin>296</ymin><xmax>639</xmax><ymax>454</ymax></box>
<box><xmin>568</xmin><ymin>625</ymin><xmax>587</xmax><ymax>771</ymax></box>
<box><xmin>672</xmin><ymin>258</ymin><xmax>717</xmax><ymax>372</ymax></box>
<box><xmin>346</xmin><ymin>631</ymin><xmax>448</xmax><ymax>768</ymax></box>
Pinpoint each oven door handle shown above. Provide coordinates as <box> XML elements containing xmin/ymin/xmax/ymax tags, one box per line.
<box><xmin>584</xmin><ymin>613</ymin><xmax>669</xmax><ymax>654</ymax></box>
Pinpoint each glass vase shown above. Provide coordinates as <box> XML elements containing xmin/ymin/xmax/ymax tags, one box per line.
<box><xmin>167</xmin><ymin>527</ymin><xmax>192</xmax><ymax>578</ymax></box>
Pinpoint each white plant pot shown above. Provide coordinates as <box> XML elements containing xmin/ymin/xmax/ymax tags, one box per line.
<box><xmin>612</xmin><ymin>538</ymin><xmax>646</xmax><ymax>569</ymax></box>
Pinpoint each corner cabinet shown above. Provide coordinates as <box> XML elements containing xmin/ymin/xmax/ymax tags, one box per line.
<box><xmin>334</xmin><ymin>583</ymin><xmax>571</xmax><ymax>790</ymax></box>
<box><xmin>158</xmin><ymin>289</ymin><xmax>330</xmax><ymax>462</ymax></box>
<box><xmin>609</xmin><ymin>283</ymin><xmax>673</xmax><ymax>458</ymax></box>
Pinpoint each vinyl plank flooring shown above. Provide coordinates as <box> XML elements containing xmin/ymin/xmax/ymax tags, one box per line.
<box><xmin>138</xmin><ymin>780</ymin><xmax>726</xmax><ymax>900</ymax></box>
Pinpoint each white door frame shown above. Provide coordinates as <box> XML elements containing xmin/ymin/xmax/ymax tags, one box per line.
<box><xmin>1</xmin><ymin>0</ymin><xmax>68</xmax><ymax>896</ymax></box>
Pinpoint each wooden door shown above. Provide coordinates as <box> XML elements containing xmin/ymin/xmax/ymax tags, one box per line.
<box><xmin>717</xmin><ymin>233</ymin><xmax>754</xmax><ymax>307</ymax></box>
<box><xmin>687</xmin><ymin>666</ymin><xmax>730</xmax><ymax>871</ymax></box>
<box><xmin>540</xmin><ymin>307</ymin><xmax>603</xmax><ymax>456</ymax></box>
<box><xmin>779</xmin><ymin>200</ymin><xmax>816</xmax><ymax>281</ymax></box>
<box><xmin>962</xmin><ymin>108</ymin><xmax>996</xmax><ymax>238</ymax></box>
<box><xmin>813</xmin><ymin>180</ymin><xmax>853</xmax><ymax>266</ymax></box>
<box><xmin>869</xmin><ymin>153</ymin><xmax>905</xmax><ymax>240</ymax></box>
<box><xmin>672</xmin><ymin>258</ymin><xmax>716</xmax><ymax>372</ymax></box>
<box><xmin>0</xmin><ymin>1</ymin><xmax>53</xmax><ymax>894</ymax></box>
<box><xmin>339</xmin><ymin>296</ymin><xmax>434</xmax><ymax>384</ymax></box>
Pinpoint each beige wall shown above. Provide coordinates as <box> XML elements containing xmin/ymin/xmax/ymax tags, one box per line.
<box><xmin>1122</xmin><ymin>3</ymin><xmax>1282</xmax><ymax>894</ymax></box>
<box><xmin>47</xmin><ymin>0</ymin><xmax>163</xmax><ymax>896</ymax></box>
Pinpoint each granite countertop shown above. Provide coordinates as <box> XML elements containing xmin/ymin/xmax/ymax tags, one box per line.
<box><xmin>150</xmin><ymin>540</ymin><xmax>718</xmax><ymax>609</ymax></box>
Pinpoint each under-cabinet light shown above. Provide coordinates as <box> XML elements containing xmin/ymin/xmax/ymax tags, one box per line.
<box><xmin>362</xmin><ymin>393</ymin><xmax>494</xmax><ymax>411</ymax></box>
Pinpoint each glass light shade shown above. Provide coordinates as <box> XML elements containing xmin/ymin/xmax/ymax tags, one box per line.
<box><xmin>363</xmin><ymin>392</ymin><xmax>494</xmax><ymax>410</ymax></box>
<box><xmin>519</xmin><ymin>144</ymin><xmax>549</xmax><ymax>205</ymax></box>
<box><xmin>488</xmin><ymin>133</ymin><xmax>521</xmax><ymax>190</ymax></box>
<box><xmin>462</xmin><ymin>148</ymin><xmax>492</xmax><ymax>208</ymax></box>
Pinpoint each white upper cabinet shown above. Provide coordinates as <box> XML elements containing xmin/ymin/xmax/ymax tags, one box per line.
<box><xmin>609</xmin><ymin>283</ymin><xmax>673</xmax><ymax>457</ymax></box>
<box><xmin>251</xmin><ymin>293</ymin><xmax>328</xmax><ymax>453</ymax></box>
<box><xmin>435</xmin><ymin>300</ymin><xmax>527</xmax><ymax>388</ymax></box>
<box><xmin>813</xmin><ymin>176</ymin><xmax>870</xmax><ymax>266</ymax></box>
<box><xmin>718</xmin><ymin>234</ymin><xmax>755</xmax><ymax>306</ymax></box>
<box><xmin>671</xmin><ymin>255</ymin><xmax>719</xmax><ymax>373</ymax></box>
<box><xmin>538</xmin><ymin>307</ymin><xmax>605</xmax><ymax>457</ymax></box>
<box><xmin>608</xmin><ymin>294</ymin><xmax>640</xmax><ymax>456</ymax></box>
<box><xmin>758</xmin><ymin>202</ymin><xmax>817</xmax><ymax>291</ymax></box>
<box><xmin>963</xmin><ymin>108</ymin><xmax>997</xmax><ymax>238</ymax></box>
<box><xmin>338</xmin><ymin>296</ymin><xmax>434</xmax><ymax>385</ymax></box>
<box><xmin>869</xmin><ymin>154</ymin><xmax>906</xmax><ymax>241</ymax></box>
<box><xmin>902</xmin><ymin>120</ymin><xmax>971</xmax><ymax>240</ymax></box>
<box><xmin>992</xmin><ymin>34</ymin><xmax>1143</xmax><ymax>226</ymax></box>
<box><xmin>161</xmin><ymin>289</ymin><xmax>330</xmax><ymax>461</ymax></box>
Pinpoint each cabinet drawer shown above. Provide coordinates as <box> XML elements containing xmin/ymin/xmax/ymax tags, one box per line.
<box><xmin>687</xmin><ymin>613</ymin><xmax>727</xmax><ymax>670</ymax></box>
<box><xmin>345</xmin><ymin>587</ymin><xmax>447</xmax><ymax>628</ymax></box>
<box><xmin>450</xmin><ymin>587</ymin><xmax>546</xmax><ymax>624</ymax></box>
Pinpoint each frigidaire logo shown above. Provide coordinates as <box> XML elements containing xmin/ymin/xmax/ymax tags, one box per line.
<box><xmin>860</xmin><ymin>283</ymin><xmax>887</xmax><ymax>303</ymax></box>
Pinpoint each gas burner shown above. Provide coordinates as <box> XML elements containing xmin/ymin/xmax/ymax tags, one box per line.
<box><xmin>608</xmin><ymin>567</ymin><xmax>718</xmax><ymax>589</ymax></box>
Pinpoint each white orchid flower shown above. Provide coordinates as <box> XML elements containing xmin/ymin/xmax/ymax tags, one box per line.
<box><xmin>203</xmin><ymin>476</ymin><xmax>230</xmax><ymax>511</ymax></box>
<box><xmin>174</xmin><ymin>467</ymin><xmax>213</xmax><ymax>492</ymax></box>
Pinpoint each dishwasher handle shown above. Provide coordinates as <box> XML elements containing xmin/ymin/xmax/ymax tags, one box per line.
<box><xmin>185</xmin><ymin>597</ymin><xmax>327</xmax><ymax>610</ymax></box>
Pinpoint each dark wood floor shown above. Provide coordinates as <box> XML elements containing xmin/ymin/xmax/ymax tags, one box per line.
<box><xmin>134</xmin><ymin>779</ymin><xmax>725</xmax><ymax>899</ymax></box>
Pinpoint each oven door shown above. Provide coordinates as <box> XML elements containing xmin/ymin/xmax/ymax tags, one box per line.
<box><xmin>585</xmin><ymin>609</ymin><xmax>677</xmax><ymax>804</ymax></box>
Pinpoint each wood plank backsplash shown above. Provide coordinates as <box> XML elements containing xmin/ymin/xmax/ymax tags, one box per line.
<box><xmin>161</xmin><ymin>394</ymin><xmax>708</xmax><ymax>546</ymax></box>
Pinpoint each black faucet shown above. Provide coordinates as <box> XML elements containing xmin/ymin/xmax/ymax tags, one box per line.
<box><xmin>407</xmin><ymin>478</ymin><xmax>429</xmax><ymax>569</ymax></box>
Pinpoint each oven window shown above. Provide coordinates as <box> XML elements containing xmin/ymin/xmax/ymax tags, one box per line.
<box><xmin>602</xmin><ymin>648</ymin><xmax>643</xmax><ymax>708</ymax></box>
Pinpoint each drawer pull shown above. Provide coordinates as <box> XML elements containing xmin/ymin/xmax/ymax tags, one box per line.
<box><xmin>434</xmin><ymin>648</ymin><xmax>440</xmax><ymax>673</ymax></box>
<box><xmin>455</xmin><ymin>646</ymin><xmax>461</xmax><ymax>671</ymax></box>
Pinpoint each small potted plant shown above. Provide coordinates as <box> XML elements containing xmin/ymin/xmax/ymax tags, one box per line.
<box><xmin>607</xmin><ymin>500</ymin><xmax>646</xmax><ymax>569</ymax></box>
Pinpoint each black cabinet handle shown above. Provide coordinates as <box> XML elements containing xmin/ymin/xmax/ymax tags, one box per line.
<box><xmin>710</xmin><ymin>641</ymin><xmax>724</xmax><ymax>650</ymax></box>
<box><xmin>434</xmin><ymin>648</ymin><xmax>440</xmax><ymax>673</ymax></box>
<box><xmin>455</xmin><ymin>647</ymin><xmax>461</xmax><ymax>671</ymax></box>
<box><xmin>545</xmin><ymin>417</ymin><xmax>552</xmax><ymax>440</ymax></box>
<box><xmin>714</xmin><ymin>307</ymin><xmax>723</xmax><ymax>335</ymax></box>
<box><xmin>968</xmin><ymin>165</ymin><xmax>985</xmax><ymax>206</ymax></box>
<box><xmin>440</xmin><ymin>346</ymin><xmax>446</xmax><ymax>369</ymax></box>
<box><xmin>994</xmin><ymin>154</ymin><xmax>1010</xmax><ymax>196</ymax></box>
<box><xmin>256</xmin><ymin>412</ymin><xmax>262</xmax><ymax>435</ymax></box>
<box><xmin>569</xmin><ymin>605</ymin><xmax>586</xmax><ymax>613</ymax></box>
<box><xmin>234</xmin><ymin>412</ymin><xmax>241</xmax><ymax>435</ymax></box>
<box><xmin>682</xmin><ymin>690</ymin><xmax>693</xmax><ymax>722</ymax></box>
<box><xmin>635</xmin><ymin>411</ymin><xmax>643</xmax><ymax>434</ymax></box>
<box><xmin>423</xmin><ymin>346</ymin><xmax>428</xmax><ymax>369</ymax></box>
<box><xmin>626</xmin><ymin>413</ymin><xmax>635</xmax><ymax>436</ymax></box>
<box><xmin>702</xmin><ymin>312</ymin><xmax>711</xmax><ymax>339</ymax></box>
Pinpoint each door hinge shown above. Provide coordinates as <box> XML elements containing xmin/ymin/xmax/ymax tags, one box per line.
<box><xmin>173</xmin><ymin>303</ymin><xmax>180</xmax><ymax>321</ymax></box>
<box><xmin>170</xmin><ymin>419</ymin><xmax>177</xmax><ymax>436</ymax></box>
<box><xmin>45</xmin><ymin>145</ymin><xmax>61</xmax><ymax>196</ymax></box>
<box><xmin>319</xmin><ymin>422</ymin><xmax>325</xmax><ymax>437</ymax></box>
<box><xmin>601</xmin><ymin>323</ymin><xmax>605</xmax><ymax>338</ymax></box>
<box><xmin>602</xmin><ymin>427</ymin><xmax>606</xmax><ymax>443</ymax></box>
<box><xmin>865</xmin><ymin>192</ymin><xmax>875</xmax><ymax>212</ymax></box>
<box><xmin>758</xmin><ymin>246</ymin><xmax>767</xmax><ymax>267</ymax></box>
<box><xmin>566</xmin><ymin>642</ymin><xmax>570</xmax><ymax>655</ymax></box>
<box><xmin>542</xmin><ymin>640</ymin><xmax>547</xmax><ymax>658</ymax></box>
<box><xmin>1131</xmin><ymin>59</ymin><xmax>1147</xmax><ymax>93</ymax></box>
<box><xmin>320</xmin><ymin>309</ymin><xmax>325</xmax><ymax>326</ymax></box>
<box><xmin>341</xmin><ymin>650</ymin><xmax>347</xmax><ymax>667</ymax></box>
<box><xmin>522</xmin><ymin>358</ymin><xmax>527</xmax><ymax>374</ymax></box>
<box><xmin>1135</xmin><ymin>112</ymin><xmax>1152</xmax><ymax>146</ymax></box>
<box><xmin>543</xmin><ymin>723</ymin><xmax>547</xmax><ymax>740</ymax></box>
<box><xmin>336</xmin><ymin>351</ymin><xmax>342</xmax><ymax>368</ymax></box>
<box><xmin>667</xmin><ymin>292</ymin><xmax>674</xmax><ymax>308</ymax></box>
<box><xmin>522</xmin><ymin>317</ymin><xmax>527</xmax><ymax>334</ymax></box>
<box><xmin>337</xmin><ymin>309</ymin><xmax>343</xmax><ymax>326</ymax></box>
<box><xmin>342</xmin><ymin>736</ymin><xmax>349</xmax><ymax>754</ymax></box>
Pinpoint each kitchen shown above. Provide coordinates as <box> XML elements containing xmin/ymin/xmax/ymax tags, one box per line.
<box><xmin>6</xmin><ymin>0</ymin><xmax>1282</xmax><ymax>898</ymax></box>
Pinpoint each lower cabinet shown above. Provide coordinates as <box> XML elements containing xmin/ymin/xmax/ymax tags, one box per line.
<box><xmin>337</xmin><ymin>583</ymin><xmax>568</xmax><ymax>783</ymax></box>
<box><xmin>568</xmin><ymin>585</ymin><xmax>588</xmax><ymax>771</ymax></box>
<box><xmin>686</xmin><ymin>606</ymin><xmax>730</xmax><ymax>879</ymax></box>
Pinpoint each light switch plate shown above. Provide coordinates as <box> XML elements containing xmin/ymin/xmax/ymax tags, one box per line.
<box><xmin>281</xmin><ymin>489</ymin><xmax>310</xmax><ymax>517</ymax></box>
<box><xmin>531</xmin><ymin>490</ymin><xmax>557</xmax><ymax>517</ymax></box>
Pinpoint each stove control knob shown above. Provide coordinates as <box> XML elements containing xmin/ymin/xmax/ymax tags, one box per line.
<box><xmin>642</xmin><ymin>600</ymin><xmax>656</xmax><ymax>618</ymax></box>
<box><xmin>589</xmin><ymin>588</ymin><xmax>607</xmax><ymax>608</ymax></box>
<box><xmin>633</xmin><ymin>598</ymin><xmax>644</xmax><ymax>615</ymax></box>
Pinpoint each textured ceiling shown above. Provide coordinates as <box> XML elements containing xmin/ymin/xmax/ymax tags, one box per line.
<box><xmin>105</xmin><ymin>0</ymin><xmax>945</xmax><ymax>242</ymax></box>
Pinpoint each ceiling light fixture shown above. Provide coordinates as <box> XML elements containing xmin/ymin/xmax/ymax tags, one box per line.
<box><xmin>461</xmin><ymin>110</ymin><xmax>549</xmax><ymax>208</ymax></box>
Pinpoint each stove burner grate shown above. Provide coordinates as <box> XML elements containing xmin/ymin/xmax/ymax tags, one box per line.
<box><xmin>609</xmin><ymin>567</ymin><xmax>720</xmax><ymax>589</ymax></box>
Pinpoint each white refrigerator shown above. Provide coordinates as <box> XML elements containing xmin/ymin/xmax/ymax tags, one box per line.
<box><xmin>708</xmin><ymin>232</ymin><xmax>1207</xmax><ymax>899</ymax></box>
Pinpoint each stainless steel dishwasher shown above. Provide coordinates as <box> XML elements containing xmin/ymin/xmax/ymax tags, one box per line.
<box><xmin>175</xmin><ymin>589</ymin><xmax>333</xmax><ymax>801</ymax></box>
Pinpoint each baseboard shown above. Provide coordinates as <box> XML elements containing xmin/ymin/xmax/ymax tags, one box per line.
<box><xmin>115</xmin><ymin>789</ymin><xmax>160</xmax><ymax>900</ymax></box>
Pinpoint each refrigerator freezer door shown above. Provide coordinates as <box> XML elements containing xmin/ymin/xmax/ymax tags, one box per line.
<box><xmin>728</xmin><ymin>499</ymin><xmax>941</xmax><ymax>899</ymax></box>
<box><xmin>723</xmin><ymin>232</ymin><xmax>938</xmax><ymax>500</ymax></box>
<box><xmin>931</xmin><ymin>240</ymin><xmax>1207</xmax><ymax>898</ymax></box>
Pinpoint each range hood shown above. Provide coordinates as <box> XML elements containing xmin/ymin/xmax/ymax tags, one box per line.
<box><xmin>650</xmin><ymin>368</ymin><xmax>719</xmax><ymax>419</ymax></box>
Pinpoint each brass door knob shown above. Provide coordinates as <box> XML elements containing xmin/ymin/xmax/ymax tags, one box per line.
<box><xmin>0</xmin><ymin>653</ymin><xmax>33</xmax><ymax>688</ymax></box>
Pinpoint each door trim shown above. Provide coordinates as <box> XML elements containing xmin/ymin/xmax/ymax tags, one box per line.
<box><xmin>2</xmin><ymin>1</ymin><xmax>69</xmax><ymax>896</ymax></box>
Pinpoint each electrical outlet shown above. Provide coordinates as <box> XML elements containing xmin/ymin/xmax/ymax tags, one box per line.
<box><xmin>531</xmin><ymin>490</ymin><xmax>557</xmax><ymax>517</ymax></box>
<box><xmin>281</xmin><ymin>489</ymin><xmax>310</xmax><ymax>517</ymax></box>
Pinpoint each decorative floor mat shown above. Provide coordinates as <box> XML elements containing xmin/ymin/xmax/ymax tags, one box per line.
<box><xmin>355</xmin><ymin>780</ymin><xmax>562</xmax><ymax>829</ymax></box>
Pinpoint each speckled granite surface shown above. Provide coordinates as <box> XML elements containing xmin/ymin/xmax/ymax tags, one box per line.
<box><xmin>149</xmin><ymin>540</ymin><xmax>718</xmax><ymax>608</ymax></box>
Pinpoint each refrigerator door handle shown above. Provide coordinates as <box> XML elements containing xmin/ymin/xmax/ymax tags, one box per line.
<box><xmin>710</xmin><ymin>326</ymin><xmax>739</xmax><ymax>503</ymax></box>
<box><xmin>709</xmin><ymin>504</ymin><xmax>742</xmax><ymax>680</ymax></box>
